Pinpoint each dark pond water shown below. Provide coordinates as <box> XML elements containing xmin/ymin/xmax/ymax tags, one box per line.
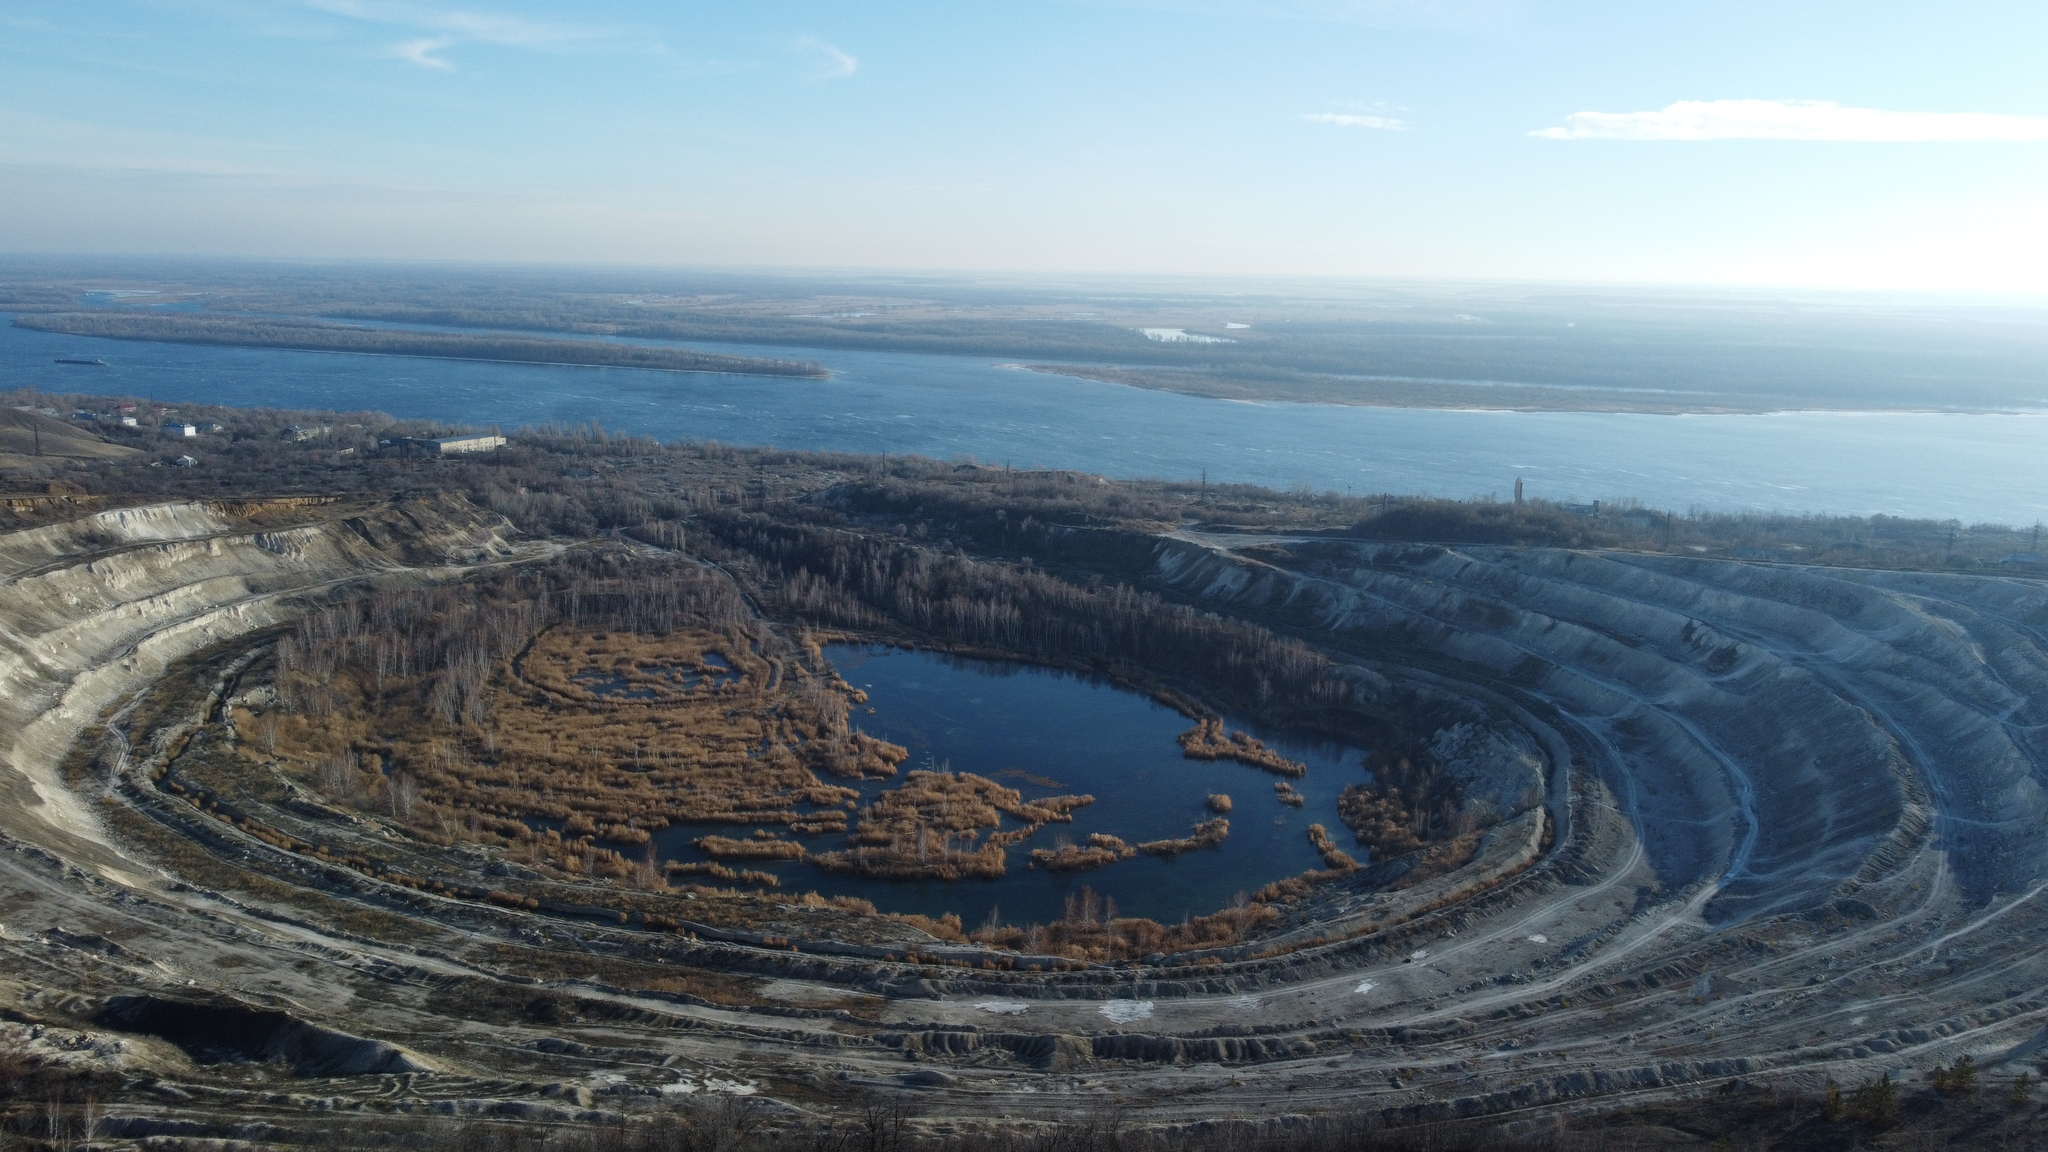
<box><xmin>645</xmin><ymin>644</ymin><xmax>1368</xmax><ymax>927</ymax></box>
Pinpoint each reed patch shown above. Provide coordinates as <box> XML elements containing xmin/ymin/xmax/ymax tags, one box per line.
<box><xmin>810</xmin><ymin>770</ymin><xmax>1093</xmax><ymax>880</ymax></box>
<box><xmin>1177</xmin><ymin>719</ymin><xmax>1307</xmax><ymax>776</ymax></box>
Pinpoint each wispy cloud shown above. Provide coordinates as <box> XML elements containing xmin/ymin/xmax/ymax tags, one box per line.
<box><xmin>1304</xmin><ymin>111</ymin><xmax>1408</xmax><ymax>130</ymax></box>
<box><xmin>387</xmin><ymin>36</ymin><xmax>453</xmax><ymax>69</ymax></box>
<box><xmin>301</xmin><ymin>0</ymin><xmax>626</xmax><ymax>68</ymax></box>
<box><xmin>796</xmin><ymin>35</ymin><xmax>858</xmax><ymax>80</ymax></box>
<box><xmin>304</xmin><ymin>0</ymin><xmax>612</xmax><ymax>45</ymax></box>
<box><xmin>1533</xmin><ymin>99</ymin><xmax>2048</xmax><ymax>142</ymax></box>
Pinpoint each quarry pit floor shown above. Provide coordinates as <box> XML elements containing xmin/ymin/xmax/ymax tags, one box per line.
<box><xmin>4</xmin><ymin>498</ymin><xmax>2047</xmax><ymax>1143</ymax></box>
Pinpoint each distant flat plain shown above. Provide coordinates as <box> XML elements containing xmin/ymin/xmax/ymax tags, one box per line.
<box><xmin>7</xmin><ymin>262</ymin><xmax>2047</xmax><ymax>415</ymax></box>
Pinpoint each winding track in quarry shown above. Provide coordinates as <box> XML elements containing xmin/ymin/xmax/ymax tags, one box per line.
<box><xmin>4</xmin><ymin>504</ymin><xmax>2048</xmax><ymax>1138</ymax></box>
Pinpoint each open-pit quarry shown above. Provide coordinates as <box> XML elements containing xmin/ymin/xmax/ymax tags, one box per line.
<box><xmin>3</xmin><ymin>487</ymin><xmax>2047</xmax><ymax>1147</ymax></box>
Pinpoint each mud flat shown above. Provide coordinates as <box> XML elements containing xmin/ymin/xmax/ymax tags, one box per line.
<box><xmin>1</xmin><ymin>495</ymin><xmax>2046</xmax><ymax>1146</ymax></box>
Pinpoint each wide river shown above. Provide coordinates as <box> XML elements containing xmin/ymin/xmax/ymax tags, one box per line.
<box><xmin>3</xmin><ymin>315</ymin><xmax>2044</xmax><ymax>523</ymax></box>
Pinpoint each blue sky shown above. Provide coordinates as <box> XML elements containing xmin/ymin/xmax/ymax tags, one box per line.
<box><xmin>4</xmin><ymin>1</ymin><xmax>2047</xmax><ymax>290</ymax></box>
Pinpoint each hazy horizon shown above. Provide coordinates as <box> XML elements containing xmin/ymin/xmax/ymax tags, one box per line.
<box><xmin>8</xmin><ymin>254</ymin><xmax>2048</xmax><ymax>312</ymax></box>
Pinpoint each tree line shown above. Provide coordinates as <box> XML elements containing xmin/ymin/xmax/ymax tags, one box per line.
<box><xmin>690</xmin><ymin>510</ymin><xmax>1368</xmax><ymax>729</ymax></box>
<box><xmin>277</xmin><ymin>552</ymin><xmax>758</xmax><ymax>726</ymax></box>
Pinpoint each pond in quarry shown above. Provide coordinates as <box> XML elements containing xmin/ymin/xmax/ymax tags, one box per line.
<box><xmin>647</xmin><ymin>644</ymin><xmax>1370</xmax><ymax>926</ymax></box>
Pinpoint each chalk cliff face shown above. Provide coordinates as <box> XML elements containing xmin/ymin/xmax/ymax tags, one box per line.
<box><xmin>1150</xmin><ymin>536</ymin><xmax>2048</xmax><ymax>921</ymax></box>
<box><xmin>0</xmin><ymin>497</ymin><xmax>520</xmax><ymax>865</ymax></box>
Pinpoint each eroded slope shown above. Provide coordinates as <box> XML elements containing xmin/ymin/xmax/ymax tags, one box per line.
<box><xmin>1</xmin><ymin>507</ymin><xmax>2045</xmax><ymax>1145</ymax></box>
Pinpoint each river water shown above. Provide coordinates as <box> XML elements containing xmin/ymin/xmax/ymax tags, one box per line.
<box><xmin>4</xmin><ymin>315</ymin><xmax>2044</xmax><ymax>524</ymax></box>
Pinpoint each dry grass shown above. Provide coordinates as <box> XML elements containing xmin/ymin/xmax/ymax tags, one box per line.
<box><xmin>1306</xmin><ymin>822</ymin><xmax>1359</xmax><ymax>871</ymax></box>
<box><xmin>1274</xmin><ymin>780</ymin><xmax>1306</xmax><ymax>807</ymax></box>
<box><xmin>695</xmin><ymin>834</ymin><xmax>806</xmax><ymax>860</ymax></box>
<box><xmin>810</xmin><ymin>770</ymin><xmax>1093</xmax><ymax>880</ymax></box>
<box><xmin>272</xmin><ymin>619</ymin><xmax>909</xmax><ymax>881</ymax></box>
<box><xmin>1207</xmin><ymin>793</ymin><xmax>1233</xmax><ymax>813</ymax></box>
<box><xmin>969</xmin><ymin>885</ymin><xmax>1281</xmax><ymax>961</ymax></box>
<box><xmin>1177</xmin><ymin>719</ymin><xmax>1306</xmax><ymax>776</ymax></box>
<box><xmin>1028</xmin><ymin>833</ymin><xmax>1136</xmax><ymax>872</ymax></box>
<box><xmin>519</xmin><ymin>628</ymin><xmax>741</xmax><ymax>702</ymax></box>
<box><xmin>1136</xmin><ymin>817</ymin><xmax>1229</xmax><ymax>857</ymax></box>
<box><xmin>1392</xmin><ymin>831</ymin><xmax>1484</xmax><ymax>886</ymax></box>
<box><xmin>1337</xmin><ymin>750</ymin><xmax>1473</xmax><ymax>863</ymax></box>
<box><xmin>1337</xmin><ymin>784</ymin><xmax>1421</xmax><ymax>855</ymax></box>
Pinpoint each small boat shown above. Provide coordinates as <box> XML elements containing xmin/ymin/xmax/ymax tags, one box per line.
<box><xmin>54</xmin><ymin>357</ymin><xmax>108</xmax><ymax>366</ymax></box>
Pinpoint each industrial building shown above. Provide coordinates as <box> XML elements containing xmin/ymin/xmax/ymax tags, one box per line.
<box><xmin>396</xmin><ymin>433</ymin><xmax>506</xmax><ymax>455</ymax></box>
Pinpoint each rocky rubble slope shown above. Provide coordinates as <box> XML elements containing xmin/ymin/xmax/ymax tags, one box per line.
<box><xmin>1152</xmin><ymin>536</ymin><xmax>2046</xmax><ymax>920</ymax></box>
<box><xmin>0</xmin><ymin>496</ymin><xmax>519</xmax><ymax>866</ymax></box>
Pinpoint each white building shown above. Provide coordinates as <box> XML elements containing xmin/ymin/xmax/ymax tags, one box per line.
<box><xmin>165</xmin><ymin>422</ymin><xmax>198</xmax><ymax>437</ymax></box>
<box><xmin>419</xmin><ymin>433</ymin><xmax>506</xmax><ymax>455</ymax></box>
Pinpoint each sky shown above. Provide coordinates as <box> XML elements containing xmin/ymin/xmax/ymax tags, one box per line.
<box><xmin>4</xmin><ymin>1</ymin><xmax>2048</xmax><ymax>292</ymax></box>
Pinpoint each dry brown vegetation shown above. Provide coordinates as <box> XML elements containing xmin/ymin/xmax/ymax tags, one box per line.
<box><xmin>1274</xmin><ymin>780</ymin><xmax>1306</xmax><ymax>807</ymax></box>
<box><xmin>967</xmin><ymin>885</ymin><xmax>1283</xmax><ymax>962</ymax></box>
<box><xmin>242</xmin><ymin>549</ymin><xmax>1360</xmax><ymax>952</ymax></box>
<box><xmin>1253</xmin><ymin>865</ymin><xmax>1367</xmax><ymax>906</ymax></box>
<box><xmin>1336</xmin><ymin>748</ymin><xmax>1468</xmax><ymax>862</ymax></box>
<box><xmin>1136</xmin><ymin>817</ymin><xmax>1230</xmax><ymax>857</ymax></box>
<box><xmin>809</xmin><ymin>770</ymin><xmax>1093</xmax><ymax>880</ymax></box>
<box><xmin>519</xmin><ymin>628</ymin><xmax>739</xmax><ymax>702</ymax></box>
<box><xmin>1393</xmin><ymin>831</ymin><xmax>1485</xmax><ymax>887</ymax></box>
<box><xmin>694</xmin><ymin>834</ymin><xmax>806</xmax><ymax>861</ymax></box>
<box><xmin>1305</xmin><ymin>823</ymin><xmax>1359</xmax><ymax>871</ymax></box>
<box><xmin>1028</xmin><ymin>833</ymin><xmax>1136</xmax><ymax>872</ymax></box>
<box><xmin>1336</xmin><ymin>786</ymin><xmax>1420</xmax><ymax>858</ymax></box>
<box><xmin>1206</xmin><ymin>793</ymin><xmax>1232</xmax><ymax>813</ymax></box>
<box><xmin>1177</xmin><ymin>719</ymin><xmax>1306</xmax><ymax>776</ymax></box>
<box><xmin>260</xmin><ymin>553</ymin><xmax>908</xmax><ymax>886</ymax></box>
